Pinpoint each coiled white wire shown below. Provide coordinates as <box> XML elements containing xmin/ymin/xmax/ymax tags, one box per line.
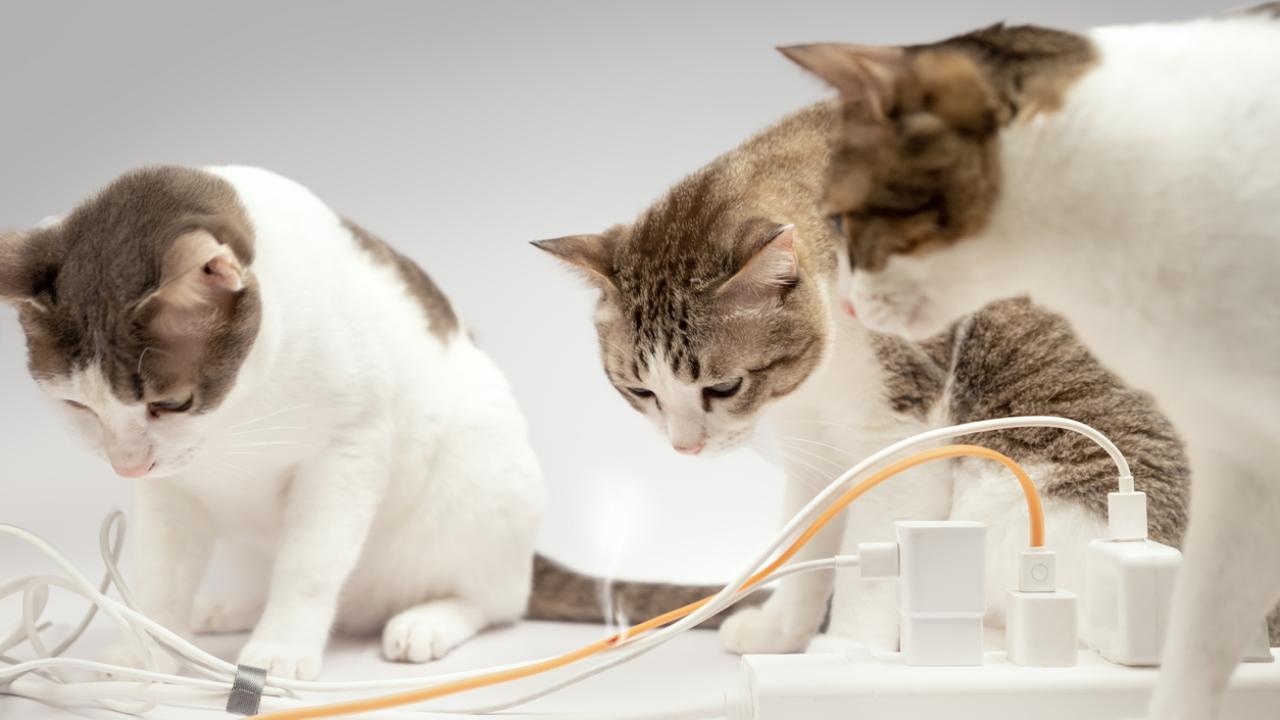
<box><xmin>0</xmin><ymin>416</ymin><xmax>1130</xmax><ymax>717</ymax></box>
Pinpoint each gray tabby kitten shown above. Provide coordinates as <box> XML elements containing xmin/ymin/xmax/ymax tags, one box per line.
<box><xmin>535</xmin><ymin>103</ymin><xmax>1193</xmax><ymax>653</ymax></box>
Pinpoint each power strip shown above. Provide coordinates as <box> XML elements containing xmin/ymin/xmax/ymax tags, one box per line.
<box><xmin>728</xmin><ymin>648</ymin><xmax>1280</xmax><ymax>720</ymax></box>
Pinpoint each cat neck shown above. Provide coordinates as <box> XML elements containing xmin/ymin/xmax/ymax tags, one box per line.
<box><xmin>766</xmin><ymin>306</ymin><xmax>938</xmax><ymax>449</ymax></box>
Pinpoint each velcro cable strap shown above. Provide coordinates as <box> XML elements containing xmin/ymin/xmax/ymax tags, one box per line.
<box><xmin>226</xmin><ymin>664</ymin><xmax>268</xmax><ymax>715</ymax></box>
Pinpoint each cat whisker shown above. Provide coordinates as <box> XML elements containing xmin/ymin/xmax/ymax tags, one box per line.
<box><xmin>770</xmin><ymin>418</ymin><xmax>868</xmax><ymax>435</ymax></box>
<box><xmin>773</xmin><ymin>434</ymin><xmax>860</xmax><ymax>461</ymax></box>
<box><xmin>221</xmin><ymin>404</ymin><xmax>313</xmax><ymax>431</ymax></box>
<box><xmin>221</xmin><ymin>425</ymin><xmax>309</xmax><ymax>438</ymax></box>
<box><xmin>776</xmin><ymin>448</ymin><xmax>836</xmax><ymax>492</ymax></box>
<box><xmin>224</xmin><ymin>440</ymin><xmax>305</xmax><ymax>449</ymax></box>
<box><xmin>208</xmin><ymin>459</ymin><xmax>251</xmax><ymax>482</ymax></box>
<box><xmin>776</xmin><ymin>440</ymin><xmax>848</xmax><ymax>474</ymax></box>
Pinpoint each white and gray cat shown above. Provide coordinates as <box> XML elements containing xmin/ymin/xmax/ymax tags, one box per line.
<box><xmin>782</xmin><ymin>10</ymin><xmax>1280</xmax><ymax>718</ymax></box>
<box><xmin>0</xmin><ymin>166</ymin><xmax>722</xmax><ymax>680</ymax></box>
<box><xmin>536</xmin><ymin>102</ymin><xmax>1196</xmax><ymax>655</ymax></box>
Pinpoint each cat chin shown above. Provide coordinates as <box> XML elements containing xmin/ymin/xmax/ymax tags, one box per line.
<box><xmin>703</xmin><ymin>429</ymin><xmax>756</xmax><ymax>455</ymax></box>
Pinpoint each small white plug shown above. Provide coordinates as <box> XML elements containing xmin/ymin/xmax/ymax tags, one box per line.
<box><xmin>855</xmin><ymin>542</ymin><xmax>899</xmax><ymax>578</ymax></box>
<box><xmin>1018</xmin><ymin>547</ymin><xmax>1057</xmax><ymax>592</ymax></box>
<box><xmin>1107</xmin><ymin>490</ymin><xmax>1148</xmax><ymax>541</ymax></box>
<box><xmin>1006</xmin><ymin>548</ymin><xmax>1079</xmax><ymax>667</ymax></box>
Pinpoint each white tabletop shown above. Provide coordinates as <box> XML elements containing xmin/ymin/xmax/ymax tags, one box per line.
<box><xmin>1</xmin><ymin>619</ymin><xmax>738</xmax><ymax>719</ymax></box>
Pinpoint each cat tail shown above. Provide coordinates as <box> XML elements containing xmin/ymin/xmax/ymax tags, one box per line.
<box><xmin>525</xmin><ymin>554</ymin><xmax>766</xmax><ymax>629</ymax></box>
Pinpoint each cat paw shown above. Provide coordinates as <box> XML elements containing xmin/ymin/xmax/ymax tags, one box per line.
<box><xmin>381</xmin><ymin>607</ymin><xmax>479</xmax><ymax>663</ymax></box>
<box><xmin>97</xmin><ymin>641</ymin><xmax>180</xmax><ymax>678</ymax></box>
<box><xmin>719</xmin><ymin>605</ymin><xmax>811</xmax><ymax>655</ymax></box>
<box><xmin>191</xmin><ymin>595</ymin><xmax>263</xmax><ymax>635</ymax></box>
<box><xmin>238</xmin><ymin>640</ymin><xmax>323</xmax><ymax>680</ymax></box>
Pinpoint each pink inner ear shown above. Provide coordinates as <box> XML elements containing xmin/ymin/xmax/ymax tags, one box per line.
<box><xmin>203</xmin><ymin>251</ymin><xmax>245</xmax><ymax>293</ymax></box>
<box><xmin>752</xmin><ymin>226</ymin><xmax>799</xmax><ymax>287</ymax></box>
<box><xmin>779</xmin><ymin>43</ymin><xmax>905</xmax><ymax>118</ymax></box>
<box><xmin>718</xmin><ymin>226</ymin><xmax>800</xmax><ymax>306</ymax></box>
<box><xmin>154</xmin><ymin>231</ymin><xmax>245</xmax><ymax>309</ymax></box>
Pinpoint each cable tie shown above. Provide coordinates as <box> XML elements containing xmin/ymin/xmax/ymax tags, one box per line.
<box><xmin>227</xmin><ymin>664</ymin><xmax>268</xmax><ymax>716</ymax></box>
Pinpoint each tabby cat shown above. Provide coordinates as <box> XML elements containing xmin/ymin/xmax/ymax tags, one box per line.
<box><xmin>535</xmin><ymin>103</ymin><xmax>1190</xmax><ymax>654</ymax></box>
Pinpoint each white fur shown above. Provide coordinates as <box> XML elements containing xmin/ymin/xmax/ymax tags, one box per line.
<box><xmin>849</xmin><ymin>17</ymin><xmax>1280</xmax><ymax>719</ymax></box>
<box><xmin>630</xmin><ymin>347</ymin><xmax>757</xmax><ymax>455</ymax></box>
<box><xmin>51</xmin><ymin>167</ymin><xmax>544</xmax><ymax>679</ymax></box>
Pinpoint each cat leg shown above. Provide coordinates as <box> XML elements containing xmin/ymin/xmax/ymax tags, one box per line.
<box><xmin>382</xmin><ymin>598</ymin><xmax>487</xmax><ymax>663</ymax></box>
<box><xmin>1147</xmin><ymin>443</ymin><xmax>1280</xmax><ymax>720</ymax></box>
<box><xmin>100</xmin><ymin>479</ymin><xmax>214</xmax><ymax>674</ymax></box>
<box><xmin>721</xmin><ymin>470</ymin><xmax>846</xmax><ymax>654</ymax></box>
<box><xmin>238</xmin><ymin>435</ymin><xmax>389</xmax><ymax>680</ymax></box>
<box><xmin>192</xmin><ymin>540</ymin><xmax>270</xmax><ymax>634</ymax></box>
<box><xmin>192</xmin><ymin>593</ymin><xmax>266</xmax><ymax>635</ymax></box>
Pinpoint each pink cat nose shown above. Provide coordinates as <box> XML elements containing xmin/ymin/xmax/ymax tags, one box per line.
<box><xmin>842</xmin><ymin>298</ymin><xmax>857</xmax><ymax>318</ymax></box>
<box><xmin>674</xmin><ymin>440</ymin><xmax>706</xmax><ymax>456</ymax></box>
<box><xmin>112</xmin><ymin>459</ymin><xmax>155</xmax><ymax>478</ymax></box>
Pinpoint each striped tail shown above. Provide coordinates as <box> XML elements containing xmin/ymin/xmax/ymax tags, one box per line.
<box><xmin>526</xmin><ymin>554</ymin><xmax>766</xmax><ymax>630</ymax></box>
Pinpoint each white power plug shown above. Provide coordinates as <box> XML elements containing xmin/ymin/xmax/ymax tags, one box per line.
<box><xmin>1006</xmin><ymin>549</ymin><xmax>1079</xmax><ymax>666</ymax></box>
<box><xmin>896</xmin><ymin>521</ymin><xmax>986</xmax><ymax>666</ymax></box>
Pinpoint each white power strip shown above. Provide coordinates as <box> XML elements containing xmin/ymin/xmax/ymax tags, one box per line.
<box><xmin>729</xmin><ymin>648</ymin><xmax>1280</xmax><ymax>720</ymax></box>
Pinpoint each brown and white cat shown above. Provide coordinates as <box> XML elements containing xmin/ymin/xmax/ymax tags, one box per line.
<box><xmin>0</xmin><ymin>166</ymin><xmax>725</xmax><ymax>680</ymax></box>
<box><xmin>535</xmin><ymin>103</ymin><xmax>1192</xmax><ymax>655</ymax></box>
<box><xmin>781</xmin><ymin>10</ymin><xmax>1279</xmax><ymax>718</ymax></box>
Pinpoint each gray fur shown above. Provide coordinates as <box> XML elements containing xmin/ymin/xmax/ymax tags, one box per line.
<box><xmin>873</xmin><ymin>298</ymin><xmax>1190</xmax><ymax>546</ymax></box>
<box><xmin>1</xmin><ymin>166</ymin><xmax>260</xmax><ymax>412</ymax></box>
<box><xmin>343</xmin><ymin>219</ymin><xmax>458</xmax><ymax>341</ymax></box>
<box><xmin>527</xmin><ymin>554</ymin><xmax>760</xmax><ymax>629</ymax></box>
<box><xmin>1237</xmin><ymin>2</ymin><xmax>1280</xmax><ymax>19</ymax></box>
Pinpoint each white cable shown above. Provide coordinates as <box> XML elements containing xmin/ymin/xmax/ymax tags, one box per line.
<box><xmin>0</xmin><ymin>415</ymin><xmax>1130</xmax><ymax>717</ymax></box>
<box><xmin>456</xmin><ymin>556</ymin><xmax>860</xmax><ymax>715</ymax></box>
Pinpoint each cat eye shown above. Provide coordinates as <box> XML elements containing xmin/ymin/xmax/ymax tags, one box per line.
<box><xmin>703</xmin><ymin>377</ymin><xmax>743</xmax><ymax>399</ymax></box>
<box><xmin>63</xmin><ymin>400</ymin><xmax>90</xmax><ymax>412</ymax></box>
<box><xmin>626</xmin><ymin>387</ymin><xmax>654</xmax><ymax>399</ymax></box>
<box><xmin>147</xmin><ymin>396</ymin><xmax>193</xmax><ymax>417</ymax></box>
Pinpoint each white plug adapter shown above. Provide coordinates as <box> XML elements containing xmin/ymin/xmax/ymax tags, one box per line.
<box><xmin>1006</xmin><ymin>549</ymin><xmax>1079</xmax><ymax>667</ymax></box>
<box><xmin>1083</xmin><ymin>536</ymin><xmax>1180</xmax><ymax>666</ymax></box>
<box><xmin>896</xmin><ymin>521</ymin><xmax>986</xmax><ymax>666</ymax></box>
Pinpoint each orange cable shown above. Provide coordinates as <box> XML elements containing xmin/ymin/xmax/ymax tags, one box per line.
<box><xmin>253</xmin><ymin>443</ymin><xmax>1042</xmax><ymax>719</ymax></box>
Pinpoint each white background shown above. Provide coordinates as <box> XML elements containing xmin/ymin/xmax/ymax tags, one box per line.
<box><xmin>0</xmin><ymin>5</ymin><xmax>1238</xmax><ymax>712</ymax></box>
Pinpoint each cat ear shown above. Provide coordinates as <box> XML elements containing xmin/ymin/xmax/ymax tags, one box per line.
<box><xmin>138</xmin><ymin>229</ymin><xmax>246</xmax><ymax>339</ymax></box>
<box><xmin>0</xmin><ymin>230</ymin><xmax>44</xmax><ymax>310</ymax></box>
<box><xmin>531</xmin><ymin>234</ymin><xmax>615</xmax><ymax>288</ymax></box>
<box><xmin>717</xmin><ymin>225</ymin><xmax>799</xmax><ymax>307</ymax></box>
<box><xmin>779</xmin><ymin>43</ymin><xmax>905</xmax><ymax>120</ymax></box>
<box><xmin>783</xmin><ymin>43</ymin><xmax>999</xmax><ymax>136</ymax></box>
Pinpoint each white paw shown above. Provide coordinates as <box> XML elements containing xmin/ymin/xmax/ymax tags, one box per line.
<box><xmin>381</xmin><ymin>609</ymin><xmax>477</xmax><ymax>663</ymax></box>
<box><xmin>191</xmin><ymin>595</ymin><xmax>262</xmax><ymax>635</ymax></box>
<box><xmin>719</xmin><ymin>605</ymin><xmax>812</xmax><ymax>655</ymax></box>
<box><xmin>237</xmin><ymin>640</ymin><xmax>323</xmax><ymax>680</ymax></box>
<box><xmin>97</xmin><ymin>641</ymin><xmax>180</xmax><ymax>678</ymax></box>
